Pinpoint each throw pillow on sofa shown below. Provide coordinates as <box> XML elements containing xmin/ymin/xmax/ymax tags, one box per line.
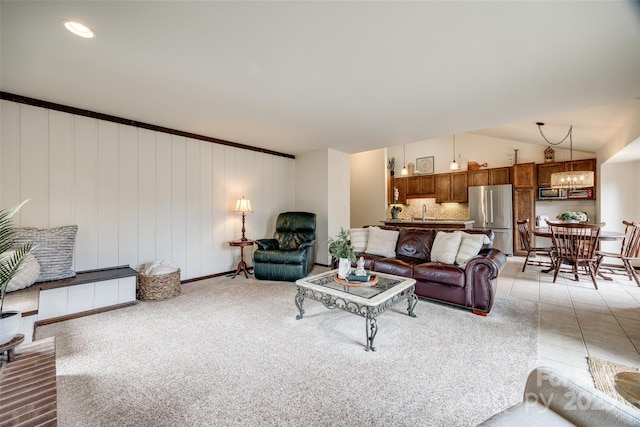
<box><xmin>349</xmin><ymin>228</ymin><xmax>369</xmax><ymax>253</ymax></box>
<box><xmin>431</xmin><ymin>231</ymin><xmax>462</xmax><ymax>264</ymax></box>
<box><xmin>365</xmin><ymin>226</ymin><xmax>399</xmax><ymax>258</ymax></box>
<box><xmin>455</xmin><ymin>232</ymin><xmax>491</xmax><ymax>268</ymax></box>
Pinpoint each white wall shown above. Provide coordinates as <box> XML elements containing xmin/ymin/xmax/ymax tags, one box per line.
<box><xmin>295</xmin><ymin>148</ymin><xmax>350</xmax><ymax>265</ymax></box>
<box><xmin>387</xmin><ymin>133</ymin><xmax>594</xmax><ymax>175</ymax></box>
<box><xmin>0</xmin><ymin>100</ymin><xmax>296</xmax><ymax>280</ymax></box>
<box><xmin>350</xmin><ymin>148</ymin><xmax>386</xmax><ymax>227</ymax></box>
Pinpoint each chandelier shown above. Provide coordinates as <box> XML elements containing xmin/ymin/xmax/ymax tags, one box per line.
<box><xmin>536</xmin><ymin>122</ymin><xmax>594</xmax><ymax>189</ymax></box>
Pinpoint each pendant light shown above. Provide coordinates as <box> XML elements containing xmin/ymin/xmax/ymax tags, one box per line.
<box><xmin>449</xmin><ymin>135</ymin><xmax>459</xmax><ymax>171</ymax></box>
<box><xmin>536</xmin><ymin>122</ymin><xmax>594</xmax><ymax>189</ymax></box>
<box><xmin>401</xmin><ymin>144</ymin><xmax>408</xmax><ymax>175</ymax></box>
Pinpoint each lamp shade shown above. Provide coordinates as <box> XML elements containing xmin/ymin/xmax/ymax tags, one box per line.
<box><xmin>234</xmin><ymin>197</ymin><xmax>253</xmax><ymax>213</ymax></box>
<box><xmin>550</xmin><ymin>171</ymin><xmax>594</xmax><ymax>189</ymax></box>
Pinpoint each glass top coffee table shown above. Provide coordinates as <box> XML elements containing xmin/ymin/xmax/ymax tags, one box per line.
<box><xmin>295</xmin><ymin>269</ymin><xmax>417</xmax><ymax>351</ymax></box>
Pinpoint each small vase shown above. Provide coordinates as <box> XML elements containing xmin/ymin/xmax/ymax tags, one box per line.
<box><xmin>391</xmin><ymin>211</ymin><xmax>399</xmax><ymax>219</ymax></box>
<box><xmin>338</xmin><ymin>258</ymin><xmax>351</xmax><ymax>279</ymax></box>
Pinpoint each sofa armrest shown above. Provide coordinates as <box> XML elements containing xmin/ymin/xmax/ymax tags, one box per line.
<box><xmin>463</xmin><ymin>248</ymin><xmax>507</xmax><ymax>313</ymax></box>
<box><xmin>522</xmin><ymin>366</ymin><xmax>640</xmax><ymax>427</ymax></box>
<box><xmin>255</xmin><ymin>239</ymin><xmax>279</xmax><ymax>251</ymax></box>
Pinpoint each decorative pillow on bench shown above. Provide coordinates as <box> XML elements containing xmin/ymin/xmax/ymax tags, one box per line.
<box><xmin>13</xmin><ymin>225</ymin><xmax>78</xmax><ymax>282</ymax></box>
<box><xmin>0</xmin><ymin>250</ymin><xmax>40</xmax><ymax>292</ymax></box>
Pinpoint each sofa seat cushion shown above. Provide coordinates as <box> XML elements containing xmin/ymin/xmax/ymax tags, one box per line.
<box><xmin>373</xmin><ymin>255</ymin><xmax>423</xmax><ymax>278</ymax></box>
<box><xmin>414</xmin><ymin>262</ymin><xmax>465</xmax><ymax>287</ymax></box>
<box><xmin>253</xmin><ymin>248</ymin><xmax>306</xmax><ymax>264</ymax></box>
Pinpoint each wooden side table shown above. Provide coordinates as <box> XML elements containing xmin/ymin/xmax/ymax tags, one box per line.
<box><xmin>229</xmin><ymin>239</ymin><xmax>254</xmax><ymax>279</ymax></box>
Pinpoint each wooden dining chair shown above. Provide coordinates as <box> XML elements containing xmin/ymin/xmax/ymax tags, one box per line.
<box><xmin>545</xmin><ymin>220</ymin><xmax>605</xmax><ymax>289</ymax></box>
<box><xmin>595</xmin><ymin>220</ymin><xmax>640</xmax><ymax>286</ymax></box>
<box><xmin>516</xmin><ymin>219</ymin><xmax>555</xmax><ymax>272</ymax></box>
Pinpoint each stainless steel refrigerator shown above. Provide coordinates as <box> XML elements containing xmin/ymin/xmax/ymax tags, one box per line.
<box><xmin>468</xmin><ymin>184</ymin><xmax>513</xmax><ymax>255</ymax></box>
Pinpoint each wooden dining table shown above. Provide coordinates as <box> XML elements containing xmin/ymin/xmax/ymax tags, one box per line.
<box><xmin>533</xmin><ymin>226</ymin><xmax>626</xmax><ymax>280</ymax></box>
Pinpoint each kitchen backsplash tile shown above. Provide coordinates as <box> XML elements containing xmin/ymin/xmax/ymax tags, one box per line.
<box><xmin>389</xmin><ymin>198</ymin><xmax>469</xmax><ymax>220</ymax></box>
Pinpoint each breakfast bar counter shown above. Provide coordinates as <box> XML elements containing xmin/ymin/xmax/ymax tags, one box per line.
<box><xmin>383</xmin><ymin>220</ymin><xmax>475</xmax><ymax>229</ymax></box>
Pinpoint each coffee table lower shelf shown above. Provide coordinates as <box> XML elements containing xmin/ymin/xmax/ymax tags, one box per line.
<box><xmin>295</xmin><ymin>270</ymin><xmax>417</xmax><ymax>351</ymax></box>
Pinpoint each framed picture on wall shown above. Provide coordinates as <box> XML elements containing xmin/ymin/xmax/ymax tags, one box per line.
<box><xmin>416</xmin><ymin>156</ymin><xmax>434</xmax><ymax>174</ymax></box>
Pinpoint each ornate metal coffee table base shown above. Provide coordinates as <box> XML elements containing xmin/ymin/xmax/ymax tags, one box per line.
<box><xmin>295</xmin><ymin>278</ymin><xmax>417</xmax><ymax>352</ymax></box>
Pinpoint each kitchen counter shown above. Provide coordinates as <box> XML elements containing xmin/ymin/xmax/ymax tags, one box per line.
<box><xmin>383</xmin><ymin>219</ymin><xmax>475</xmax><ymax>229</ymax></box>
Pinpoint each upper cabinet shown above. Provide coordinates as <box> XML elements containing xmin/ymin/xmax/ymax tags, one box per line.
<box><xmin>512</xmin><ymin>162</ymin><xmax>536</xmax><ymax>188</ymax></box>
<box><xmin>407</xmin><ymin>175</ymin><xmax>435</xmax><ymax>197</ymax></box>
<box><xmin>435</xmin><ymin>171</ymin><xmax>468</xmax><ymax>203</ymax></box>
<box><xmin>537</xmin><ymin>158</ymin><xmax>596</xmax><ymax>187</ymax></box>
<box><xmin>468</xmin><ymin>167</ymin><xmax>511</xmax><ymax>187</ymax></box>
<box><xmin>537</xmin><ymin>162</ymin><xmax>565</xmax><ymax>187</ymax></box>
<box><xmin>391</xmin><ymin>177</ymin><xmax>408</xmax><ymax>204</ymax></box>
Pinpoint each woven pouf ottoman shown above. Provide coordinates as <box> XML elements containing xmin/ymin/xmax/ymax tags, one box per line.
<box><xmin>137</xmin><ymin>268</ymin><xmax>181</xmax><ymax>301</ymax></box>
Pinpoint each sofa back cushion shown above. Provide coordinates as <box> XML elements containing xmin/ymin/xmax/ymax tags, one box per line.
<box><xmin>456</xmin><ymin>232</ymin><xmax>491</xmax><ymax>267</ymax></box>
<box><xmin>349</xmin><ymin>228</ymin><xmax>369</xmax><ymax>253</ymax></box>
<box><xmin>365</xmin><ymin>226</ymin><xmax>399</xmax><ymax>258</ymax></box>
<box><xmin>431</xmin><ymin>231</ymin><xmax>463</xmax><ymax>264</ymax></box>
<box><xmin>396</xmin><ymin>228</ymin><xmax>437</xmax><ymax>261</ymax></box>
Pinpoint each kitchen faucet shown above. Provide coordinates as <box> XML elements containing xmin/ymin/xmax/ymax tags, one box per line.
<box><xmin>422</xmin><ymin>204</ymin><xmax>427</xmax><ymax>221</ymax></box>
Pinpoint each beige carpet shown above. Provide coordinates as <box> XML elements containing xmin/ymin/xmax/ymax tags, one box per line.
<box><xmin>36</xmin><ymin>274</ymin><xmax>539</xmax><ymax>427</ymax></box>
<box><xmin>588</xmin><ymin>356</ymin><xmax>640</xmax><ymax>407</ymax></box>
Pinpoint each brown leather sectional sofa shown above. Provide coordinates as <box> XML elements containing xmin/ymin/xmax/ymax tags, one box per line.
<box><xmin>335</xmin><ymin>226</ymin><xmax>507</xmax><ymax>315</ymax></box>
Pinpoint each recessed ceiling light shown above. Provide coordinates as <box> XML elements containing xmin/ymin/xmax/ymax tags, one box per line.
<box><xmin>63</xmin><ymin>20</ymin><xmax>95</xmax><ymax>39</ymax></box>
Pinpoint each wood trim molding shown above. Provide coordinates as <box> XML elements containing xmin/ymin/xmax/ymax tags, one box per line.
<box><xmin>0</xmin><ymin>91</ymin><xmax>295</xmax><ymax>160</ymax></box>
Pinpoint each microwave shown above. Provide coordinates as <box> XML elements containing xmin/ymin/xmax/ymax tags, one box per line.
<box><xmin>538</xmin><ymin>187</ymin><xmax>567</xmax><ymax>200</ymax></box>
<box><xmin>567</xmin><ymin>188</ymin><xmax>594</xmax><ymax>199</ymax></box>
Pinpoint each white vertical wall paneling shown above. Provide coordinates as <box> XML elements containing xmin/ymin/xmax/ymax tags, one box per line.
<box><xmin>171</xmin><ymin>135</ymin><xmax>187</xmax><ymax>272</ymax></box>
<box><xmin>0</xmin><ymin>101</ymin><xmax>20</xmax><ymax>211</ymax></box>
<box><xmin>97</xmin><ymin>121</ymin><xmax>119</xmax><ymax>267</ymax></box>
<box><xmin>20</xmin><ymin>105</ymin><xmax>48</xmax><ymax>227</ymax></box>
<box><xmin>74</xmin><ymin>116</ymin><xmax>99</xmax><ymax>270</ymax></box>
<box><xmin>138</xmin><ymin>129</ymin><xmax>157</xmax><ymax>267</ymax></box>
<box><xmin>1</xmin><ymin>100</ymin><xmax>298</xmax><ymax>280</ymax></box>
<box><xmin>199</xmin><ymin>141</ymin><xmax>214</xmax><ymax>275</ymax></box>
<box><xmin>48</xmin><ymin>111</ymin><xmax>75</xmax><ymax>226</ymax></box>
<box><xmin>211</xmin><ymin>144</ymin><xmax>226</xmax><ymax>273</ymax></box>
<box><xmin>155</xmin><ymin>133</ymin><xmax>172</xmax><ymax>262</ymax></box>
<box><xmin>185</xmin><ymin>138</ymin><xmax>201</xmax><ymax>278</ymax></box>
<box><xmin>223</xmin><ymin>145</ymin><xmax>237</xmax><ymax>270</ymax></box>
<box><xmin>118</xmin><ymin>125</ymin><xmax>139</xmax><ymax>269</ymax></box>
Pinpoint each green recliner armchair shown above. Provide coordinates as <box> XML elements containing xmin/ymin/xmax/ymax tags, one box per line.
<box><xmin>253</xmin><ymin>212</ymin><xmax>316</xmax><ymax>281</ymax></box>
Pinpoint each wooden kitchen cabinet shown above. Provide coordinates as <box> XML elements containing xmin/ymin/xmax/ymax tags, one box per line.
<box><xmin>565</xmin><ymin>158</ymin><xmax>595</xmax><ymax>172</ymax></box>
<box><xmin>537</xmin><ymin>162</ymin><xmax>564</xmax><ymax>187</ymax></box>
<box><xmin>435</xmin><ymin>172</ymin><xmax>467</xmax><ymax>203</ymax></box>
<box><xmin>512</xmin><ymin>162</ymin><xmax>536</xmax><ymax>188</ymax></box>
<box><xmin>468</xmin><ymin>170</ymin><xmax>489</xmax><ymax>187</ymax></box>
<box><xmin>406</xmin><ymin>175</ymin><xmax>435</xmax><ymax>198</ymax></box>
<box><xmin>391</xmin><ymin>177</ymin><xmax>408</xmax><ymax>204</ymax></box>
<box><xmin>513</xmin><ymin>187</ymin><xmax>535</xmax><ymax>256</ymax></box>
<box><xmin>468</xmin><ymin>167</ymin><xmax>511</xmax><ymax>187</ymax></box>
<box><xmin>537</xmin><ymin>158</ymin><xmax>595</xmax><ymax>187</ymax></box>
<box><xmin>489</xmin><ymin>167</ymin><xmax>511</xmax><ymax>185</ymax></box>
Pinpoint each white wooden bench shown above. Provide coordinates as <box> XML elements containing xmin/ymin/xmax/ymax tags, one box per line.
<box><xmin>3</xmin><ymin>265</ymin><xmax>138</xmax><ymax>343</ymax></box>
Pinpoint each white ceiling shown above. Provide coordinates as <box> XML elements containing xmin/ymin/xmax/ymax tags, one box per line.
<box><xmin>1</xmin><ymin>1</ymin><xmax>640</xmax><ymax>157</ymax></box>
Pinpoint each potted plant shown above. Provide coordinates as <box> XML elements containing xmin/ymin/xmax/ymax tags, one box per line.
<box><xmin>0</xmin><ymin>200</ymin><xmax>33</xmax><ymax>345</ymax></box>
<box><xmin>556</xmin><ymin>211</ymin><xmax>587</xmax><ymax>223</ymax></box>
<box><xmin>329</xmin><ymin>227</ymin><xmax>356</xmax><ymax>279</ymax></box>
<box><xmin>390</xmin><ymin>205</ymin><xmax>402</xmax><ymax>219</ymax></box>
<box><xmin>388</xmin><ymin>157</ymin><xmax>396</xmax><ymax>176</ymax></box>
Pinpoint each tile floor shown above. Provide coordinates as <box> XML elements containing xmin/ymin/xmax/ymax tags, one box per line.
<box><xmin>499</xmin><ymin>255</ymin><xmax>640</xmax><ymax>386</ymax></box>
